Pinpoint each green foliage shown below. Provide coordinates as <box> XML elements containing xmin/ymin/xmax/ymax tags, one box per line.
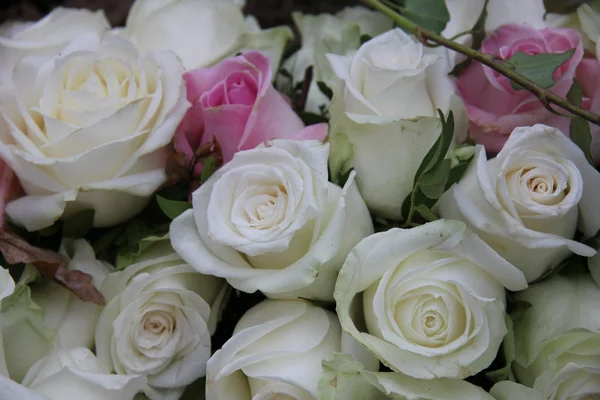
<box><xmin>62</xmin><ymin>210</ymin><xmax>95</xmax><ymax>239</ymax></box>
<box><xmin>567</xmin><ymin>79</ymin><xmax>594</xmax><ymax>166</ymax></box>
<box><xmin>156</xmin><ymin>196</ymin><xmax>192</xmax><ymax>221</ymax></box>
<box><xmin>402</xmin><ymin>0</ymin><xmax>450</xmax><ymax>34</ymax></box>
<box><xmin>543</xmin><ymin>0</ymin><xmax>586</xmax><ymax>14</ymax></box>
<box><xmin>507</xmin><ymin>49</ymin><xmax>576</xmax><ymax>90</ymax></box>
<box><xmin>297</xmin><ymin>111</ymin><xmax>329</xmax><ymax>125</ymax></box>
<box><xmin>360</xmin><ymin>34</ymin><xmax>373</xmax><ymax>45</ymax></box>
<box><xmin>317</xmin><ymin>81</ymin><xmax>334</xmax><ymax>100</ymax></box>
<box><xmin>400</xmin><ymin>110</ymin><xmax>473</xmax><ymax>227</ymax></box>
<box><xmin>200</xmin><ymin>156</ymin><xmax>217</xmax><ymax>185</ymax></box>
<box><xmin>327</xmin><ymin>131</ymin><xmax>354</xmax><ymax>186</ymax></box>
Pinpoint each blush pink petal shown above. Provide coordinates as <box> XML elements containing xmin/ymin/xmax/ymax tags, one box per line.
<box><xmin>235</xmin><ymin>86</ymin><xmax>306</xmax><ymax>154</ymax></box>
<box><xmin>286</xmin><ymin>123</ymin><xmax>329</xmax><ymax>142</ymax></box>
<box><xmin>176</xmin><ymin>50</ymin><xmax>320</xmax><ymax>178</ymax></box>
<box><xmin>201</xmin><ymin>104</ymin><xmax>253</xmax><ymax>162</ymax></box>
<box><xmin>457</xmin><ymin>24</ymin><xmax>598</xmax><ymax>159</ymax></box>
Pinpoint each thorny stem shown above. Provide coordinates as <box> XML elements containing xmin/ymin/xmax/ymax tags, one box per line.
<box><xmin>362</xmin><ymin>0</ymin><xmax>600</xmax><ymax>127</ymax></box>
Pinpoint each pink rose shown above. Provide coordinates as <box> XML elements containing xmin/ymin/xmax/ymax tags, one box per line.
<box><xmin>174</xmin><ymin>51</ymin><xmax>327</xmax><ymax>175</ymax></box>
<box><xmin>458</xmin><ymin>24</ymin><xmax>600</xmax><ymax>160</ymax></box>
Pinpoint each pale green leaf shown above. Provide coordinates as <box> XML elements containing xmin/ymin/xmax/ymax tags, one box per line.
<box><xmin>403</xmin><ymin>0</ymin><xmax>450</xmax><ymax>34</ymax></box>
<box><xmin>62</xmin><ymin>209</ymin><xmax>95</xmax><ymax>238</ymax></box>
<box><xmin>156</xmin><ymin>196</ymin><xmax>192</xmax><ymax>220</ymax></box>
<box><xmin>327</xmin><ymin>131</ymin><xmax>355</xmax><ymax>186</ymax></box>
<box><xmin>420</xmin><ymin>159</ymin><xmax>451</xmax><ymax>200</ymax></box>
<box><xmin>543</xmin><ymin>0</ymin><xmax>586</xmax><ymax>14</ymax></box>
<box><xmin>415</xmin><ymin>205</ymin><xmax>439</xmax><ymax>222</ymax></box>
<box><xmin>508</xmin><ymin>49</ymin><xmax>576</xmax><ymax>90</ymax></box>
<box><xmin>200</xmin><ymin>157</ymin><xmax>217</xmax><ymax>185</ymax></box>
<box><xmin>567</xmin><ymin>78</ymin><xmax>583</xmax><ymax>106</ymax></box>
<box><xmin>570</xmin><ymin>118</ymin><xmax>594</xmax><ymax>166</ymax></box>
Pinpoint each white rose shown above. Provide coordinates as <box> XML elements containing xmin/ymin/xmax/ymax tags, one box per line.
<box><xmin>170</xmin><ymin>140</ymin><xmax>373</xmax><ymax>301</ymax></box>
<box><xmin>320</xmin><ymin>354</ymin><xmax>547</xmax><ymax>400</ymax></box>
<box><xmin>1</xmin><ymin>240</ymin><xmax>110</xmax><ymax>383</ymax></box>
<box><xmin>0</xmin><ymin>267</ymin><xmax>14</xmax><ymax>303</ymax></box>
<box><xmin>0</xmin><ymin>344</ymin><xmax>146</xmax><ymax>400</ymax></box>
<box><xmin>282</xmin><ymin>8</ymin><xmax>393</xmax><ymax>113</ymax></box>
<box><xmin>95</xmin><ymin>239</ymin><xmax>227</xmax><ymax>400</ymax></box>
<box><xmin>512</xmin><ymin>273</ymin><xmax>600</xmax><ymax>399</ymax></box>
<box><xmin>335</xmin><ymin>219</ymin><xmax>527</xmax><ymax>379</ymax></box>
<box><xmin>0</xmin><ymin>8</ymin><xmax>110</xmax><ymax>93</ymax></box>
<box><xmin>453</xmin><ymin>0</ymin><xmax>547</xmax><ymax>34</ymax></box>
<box><xmin>206</xmin><ymin>299</ymin><xmax>377</xmax><ymax>400</ymax></box>
<box><xmin>0</xmin><ymin>32</ymin><xmax>189</xmax><ymax>231</ymax></box>
<box><xmin>0</xmin><ymin>267</ymin><xmax>15</xmax><ymax>377</ymax></box>
<box><xmin>438</xmin><ymin>124</ymin><xmax>600</xmax><ymax>282</ymax></box>
<box><xmin>327</xmin><ymin>28</ymin><xmax>467</xmax><ymax>220</ymax></box>
<box><xmin>122</xmin><ymin>0</ymin><xmax>292</xmax><ymax>73</ymax></box>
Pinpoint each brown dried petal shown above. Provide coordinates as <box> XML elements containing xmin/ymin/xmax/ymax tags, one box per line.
<box><xmin>0</xmin><ymin>230</ymin><xmax>105</xmax><ymax>305</ymax></box>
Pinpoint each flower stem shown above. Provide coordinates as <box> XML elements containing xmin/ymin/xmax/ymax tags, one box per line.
<box><xmin>362</xmin><ymin>0</ymin><xmax>600</xmax><ymax>127</ymax></box>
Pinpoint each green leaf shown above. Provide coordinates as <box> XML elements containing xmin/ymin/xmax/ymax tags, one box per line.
<box><xmin>543</xmin><ymin>0</ymin><xmax>586</xmax><ymax>14</ymax></box>
<box><xmin>328</xmin><ymin>131</ymin><xmax>355</xmax><ymax>186</ymax></box>
<box><xmin>92</xmin><ymin>226</ymin><xmax>124</xmax><ymax>255</ymax></box>
<box><xmin>317</xmin><ymin>81</ymin><xmax>333</xmax><ymax>100</ymax></box>
<box><xmin>338</xmin><ymin>168</ymin><xmax>355</xmax><ymax>188</ymax></box>
<box><xmin>156</xmin><ymin>195</ymin><xmax>192</xmax><ymax>220</ymax></box>
<box><xmin>508</xmin><ymin>49</ymin><xmax>576</xmax><ymax>90</ymax></box>
<box><xmin>297</xmin><ymin>111</ymin><xmax>329</xmax><ymax>125</ymax></box>
<box><xmin>567</xmin><ymin>78</ymin><xmax>583</xmax><ymax>106</ymax></box>
<box><xmin>415</xmin><ymin>205</ymin><xmax>439</xmax><ymax>222</ymax></box>
<box><xmin>420</xmin><ymin>159</ymin><xmax>451</xmax><ymax>199</ymax></box>
<box><xmin>446</xmin><ymin>161</ymin><xmax>471</xmax><ymax>190</ymax></box>
<box><xmin>125</xmin><ymin>219</ymin><xmax>148</xmax><ymax>247</ymax></box>
<box><xmin>278</xmin><ymin>68</ymin><xmax>293</xmax><ymax>80</ymax></box>
<box><xmin>200</xmin><ymin>156</ymin><xmax>217</xmax><ymax>185</ymax></box>
<box><xmin>360</xmin><ymin>34</ymin><xmax>373</xmax><ymax>45</ymax></box>
<box><xmin>402</xmin><ymin>0</ymin><xmax>450</xmax><ymax>34</ymax></box>
<box><xmin>570</xmin><ymin>118</ymin><xmax>594</xmax><ymax>166</ymax></box>
<box><xmin>62</xmin><ymin>209</ymin><xmax>95</xmax><ymax>238</ymax></box>
<box><xmin>414</xmin><ymin>111</ymin><xmax>454</xmax><ymax>183</ymax></box>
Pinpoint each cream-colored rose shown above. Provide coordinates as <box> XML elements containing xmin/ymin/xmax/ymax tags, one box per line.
<box><xmin>170</xmin><ymin>140</ymin><xmax>373</xmax><ymax>301</ymax></box>
<box><xmin>327</xmin><ymin>28</ymin><xmax>466</xmax><ymax>220</ymax></box>
<box><xmin>438</xmin><ymin>124</ymin><xmax>600</xmax><ymax>282</ymax></box>
<box><xmin>207</xmin><ymin>299</ymin><xmax>377</xmax><ymax>400</ymax></box>
<box><xmin>0</xmin><ymin>345</ymin><xmax>146</xmax><ymax>400</ymax></box>
<box><xmin>0</xmin><ymin>8</ymin><xmax>109</xmax><ymax>93</ymax></box>
<box><xmin>512</xmin><ymin>273</ymin><xmax>600</xmax><ymax>400</ymax></box>
<box><xmin>335</xmin><ymin>219</ymin><xmax>527</xmax><ymax>380</ymax></box>
<box><xmin>282</xmin><ymin>7</ymin><xmax>393</xmax><ymax>113</ymax></box>
<box><xmin>1</xmin><ymin>240</ymin><xmax>110</xmax><ymax>383</ymax></box>
<box><xmin>122</xmin><ymin>0</ymin><xmax>292</xmax><ymax>73</ymax></box>
<box><xmin>319</xmin><ymin>354</ymin><xmax>548</xmax><ymax>400</ymax></box>
<box><xmin>95</xmin><ymin>239</ymin><xmax>227</xmax><ymax>400</ymax></box>
<box><xmin>0</xmin><ymin>267</ymin><xmax>15</xmax><ymax>377</ymax></box>
<box><xmin>0</xmin><ymin>32</ymin><xmax>189</xmax><ymax>231</ymax></box>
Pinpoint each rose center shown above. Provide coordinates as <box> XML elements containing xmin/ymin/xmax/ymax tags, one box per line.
<box><xmin>505</xmin><ymin>164</ymin><xmax>570</xmax><ymax>208</ymax></box>
<box><xmin>141</xmin><ymin>310</ymin><xmax>175</xmax><ymax>337</ymax></box>
<box><xmin>421</xmin><ymin>309</ymin><xmax>444</xmax><ymax>336</ymax></box>
<box><xmin>243</xmin><ymin>184</ymin><xmax>288</xmax><ymax>229</ymax></box>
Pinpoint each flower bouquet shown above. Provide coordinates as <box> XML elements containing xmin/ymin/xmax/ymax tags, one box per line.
<box><xmin>0</xmin><ymin>0</ymin><xmax>600</xmax><ymax>399</ymax></box>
